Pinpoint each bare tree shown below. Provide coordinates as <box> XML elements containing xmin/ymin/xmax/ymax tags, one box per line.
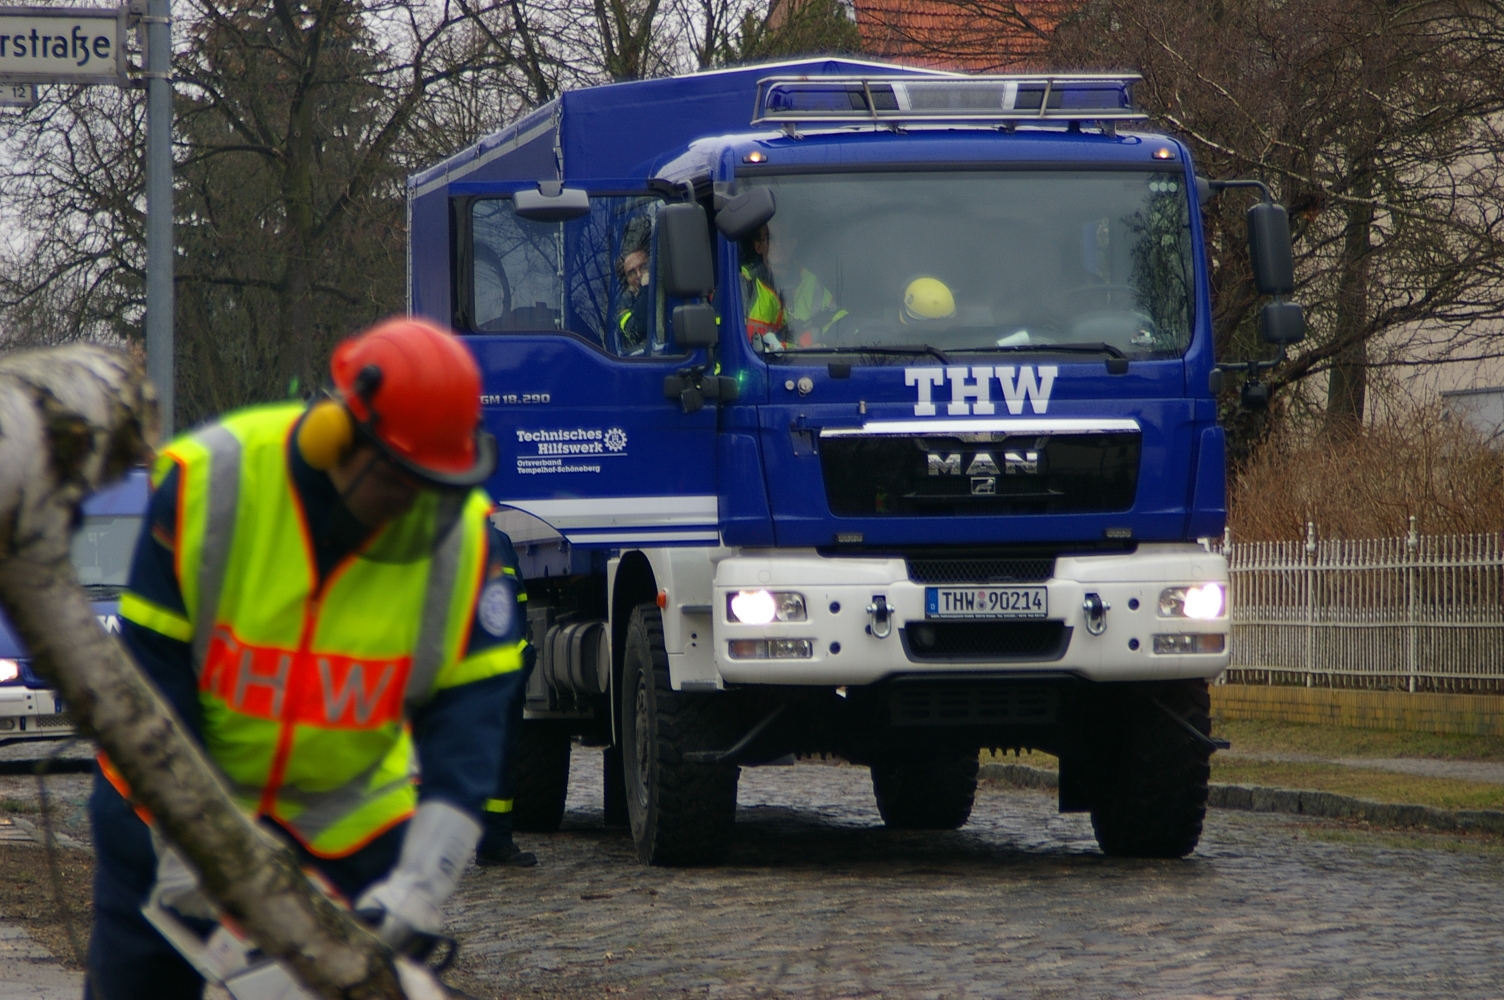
<box><xmin>1048</xmin><ymin>0</ymin><xmax>1504</xmax><ymax>439</ymax></box>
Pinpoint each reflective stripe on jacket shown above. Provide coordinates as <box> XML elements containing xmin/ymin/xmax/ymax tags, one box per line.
<box><xmin>119</xmin><ymin>403</ymin><xmax>524</xmax><ymax>857</ymax></box>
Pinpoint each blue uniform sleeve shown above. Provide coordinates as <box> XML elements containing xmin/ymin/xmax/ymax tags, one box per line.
<box><xmin>120</xmin><ymin>465</ymin><xmax>204</xmax><ymax>743</ymax></box>
<box><xmin>412</xmin><ymin>524</ymin><xmax>531</xmax><ymax>817</ymax></box>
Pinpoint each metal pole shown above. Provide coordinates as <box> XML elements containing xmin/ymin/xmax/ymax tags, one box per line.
<box><xmin>145</xmin><ymin>0</ymin><xmax>173</xmax><ymax>436</ymax></box>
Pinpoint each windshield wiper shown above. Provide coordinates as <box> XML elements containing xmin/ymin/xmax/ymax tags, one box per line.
<box><xmin>975</xmin><ymin>341</ymin><xmax>1127</xmax><ymax>360</ymax></box>
<box><xmin>816</xmin><ymin>344</ymin><xmax>953</xmax><ymax>365</ymax></box>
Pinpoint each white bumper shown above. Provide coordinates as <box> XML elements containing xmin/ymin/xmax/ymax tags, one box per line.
<box><xmin>0</xmin><ymin>686</ymin><xmax>75</xmax><ymax>741</ymax></box>
<box><xmin>707</xmin><ymin>544</ymin><xmax>1229</xmax><ymax>686</ymax></box>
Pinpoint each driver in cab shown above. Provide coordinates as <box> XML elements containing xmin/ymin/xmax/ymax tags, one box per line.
<box><xmin>741</xmin><ymin>225</ymin><xmax>847</xmax><ymax>351</ymax></box>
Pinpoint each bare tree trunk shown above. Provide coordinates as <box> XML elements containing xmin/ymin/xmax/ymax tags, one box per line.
<box><xmin>1326</xmin><ymin>171</ymin><xmax>1376</xmax><ymax>437</ymax></box>
<box><xmin>0</xmin><ymin>345</ymin><xmax>412</xmax><ymax>999</ymax></box>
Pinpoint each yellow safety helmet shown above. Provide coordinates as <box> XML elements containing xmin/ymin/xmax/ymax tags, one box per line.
<box><xmin>902</xmin><ymin>277</ymin><xmax>956</xmax><ymax>323</ymax></box>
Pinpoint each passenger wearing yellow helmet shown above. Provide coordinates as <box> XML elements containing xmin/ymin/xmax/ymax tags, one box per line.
<box><xmin>900</xmin><ymin>276</ymin><xmax>957</xmax><ymax>326</ymax></box>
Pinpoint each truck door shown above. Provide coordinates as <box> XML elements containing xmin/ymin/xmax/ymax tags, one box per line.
<box><xmin>454</xmin><ymin>188</ymin><xmax>720</xmax><ymax>547</ymax></box>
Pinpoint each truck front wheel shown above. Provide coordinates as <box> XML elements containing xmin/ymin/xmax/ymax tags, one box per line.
<box><xmin>1088</xmin><ymin>680</ymin><xmax>1212</xmax><ymax>858</ymax></box>
<box><xmin>621</xmin><ymin>604</ymin><xmax>739</xmax><ymax>865</ymax></box>
<box><xmin>870</xmin><ymin>750</ymin><xmax>979</xmax><ymax>830</ymax></box>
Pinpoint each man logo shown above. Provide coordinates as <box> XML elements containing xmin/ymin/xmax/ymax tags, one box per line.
<box><xmin>1004</xmin><ymin>450</ymin><xmax>1040</xmax><ymax>475</ymax></box>
<box><xmin>928</xmin><ymin>453</ymin><xmax>961</xmax><ymax>476</ymax></box>
<box><xmin>971</xmin><ymin>477</ymin><xmax>996</xmax><ymax>495</ymax></box>
<box><xmin>905</xmin><ymin>365</ymin><xmax>1058</xmax><ymax>416</ymax></box>
<box><xmin>928</xmin><ymin>449</ymin><xmax>1041</xmax><ymax>477</ymax></box>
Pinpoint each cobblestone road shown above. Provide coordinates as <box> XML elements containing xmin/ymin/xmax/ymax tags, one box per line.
<box><xmin>452</xmin><ymin>746</ymin><xmax>1504</xmax><ymax>1000</ymax></box>
<box><xmin>4</xmin><ymin>741</ymin><xmax>1504</xmax><ymax>999</ymax></box>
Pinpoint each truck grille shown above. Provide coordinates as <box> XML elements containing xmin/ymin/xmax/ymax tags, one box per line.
<box><xmin>820</xmin><ymin>432</ymin><xmax>1140</xmax><ymax>517</ymax></box>
<box><xmin>906</xmin><ymin>557</ymin><xmax>1054</xmax><ymax>584</ymax></box>
<box><xmin>900</xmin><ymin>621</ymin><xmax>1070</xmax><ymax>662</ymax></box>
<box><xmin>890</xmin><ymin>684</ymin><xmax>1058</xmax><ymax>726</ymax></box>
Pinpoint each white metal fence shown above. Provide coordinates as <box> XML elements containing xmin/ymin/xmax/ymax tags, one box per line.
<box><xmin>1220</xmin><ymin>520</ymin><xmax>1504</xmax><ymax>692</ymax></box>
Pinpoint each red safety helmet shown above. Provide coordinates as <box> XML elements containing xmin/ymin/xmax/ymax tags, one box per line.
<box><xmin>329</xmin><ymin>318</ymin><xmax>496</xmax><ymax>488</ymax></box>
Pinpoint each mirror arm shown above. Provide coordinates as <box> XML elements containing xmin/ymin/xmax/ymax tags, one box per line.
<box><xmin>1215</xmin><ymin>342</ymin><xmax>1286</xmax><ymax>376</ymax></box>
<box><xmin>1207</xmin><ymin>178</ymin><xmax>1274</xmax><ymax>203</ymax></box>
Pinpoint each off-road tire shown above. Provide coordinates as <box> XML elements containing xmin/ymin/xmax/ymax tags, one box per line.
<box><xmin>622</xmin><ymin>604</ymin><xmax>739</xmax><ymax>865</ymax></box>
<box><xmin>511</xmin><ymin>721</ymin><xmax>572</xmax><ymax>832</ymax></box>
<box><xmin>1089</xmin><ymin>680</ymin><xmax>1212</xmax><ymax>858</ymax></box>
<box><xmin>870</xmin><ymin>751</ymin><xmax>979</xmax><ymax>830</ymax></box>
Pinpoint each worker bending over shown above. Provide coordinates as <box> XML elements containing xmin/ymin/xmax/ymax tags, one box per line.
<box><xmin>87</xmin><ymin>319</ymin><xmax>528</xmax><ymax>999</ymax></box>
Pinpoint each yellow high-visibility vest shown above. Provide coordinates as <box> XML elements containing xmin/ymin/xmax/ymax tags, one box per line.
<box><xmin>119</xmin><ymin>403</ymin><xmax>524</xmax><ymax>857</ymax></box>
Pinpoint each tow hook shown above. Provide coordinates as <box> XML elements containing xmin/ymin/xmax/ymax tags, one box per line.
<box><xmin>866</xmin><ymin>595</ymin><xmax>892</xmax><ymax>638</ymax></box>
<box><xmin>1082</xmin><ymin>592</ymin><xmax>1110</xmax><ymax>636</ymax></box>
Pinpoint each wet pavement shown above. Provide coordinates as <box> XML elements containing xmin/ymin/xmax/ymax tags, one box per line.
<box><xmin>4</xmin><ymin>740</ymin><xmax>1503</xmax><ymax>999</ymax></box>
<box><xmin>451</xmin><ymin>746</ymin><xmax>1504</xmax><ymax>999</ymax></box>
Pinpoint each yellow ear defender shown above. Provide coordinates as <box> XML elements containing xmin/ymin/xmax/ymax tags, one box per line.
<box><xmin>297</xmin><ymin>399</ymin><xmax>356</xmax><ymax>471</ymax></box>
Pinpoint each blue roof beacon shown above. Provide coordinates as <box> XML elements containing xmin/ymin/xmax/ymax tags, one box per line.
<box><xmin>408</xmin><ymin>60</ymin><xmax>1302</xmax><ymax>865</ymax></box>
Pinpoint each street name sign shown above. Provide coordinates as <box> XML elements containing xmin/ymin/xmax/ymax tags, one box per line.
<box><xmin>0</xmin><ymin>6</ymin><xmax>126</xmax><ymax>86</ymax></box>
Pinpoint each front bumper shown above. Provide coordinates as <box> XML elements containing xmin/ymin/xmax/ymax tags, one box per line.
<box><xmin>712</xmin><ymin>544</ymin><xmax>1229</xmax><ymax>686</ymax></box>
<box><xmin>0</xmin><ymin>686</ymin><xmax>76</xmax><ymax>742</ymax></box>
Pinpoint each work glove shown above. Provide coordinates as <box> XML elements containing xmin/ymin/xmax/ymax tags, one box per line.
<box><xmin>150</xmin><ymin>829</ymin><xmax>217</xmax><ymax>922</ymax></box>
<box><xmin>354</xmin><ymin>799</ymin><xmax>481</xmax><ymax>950</ymax></box>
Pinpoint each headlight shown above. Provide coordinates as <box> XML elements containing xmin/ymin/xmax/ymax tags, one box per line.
<box><xmin>727</xmin><ymin>590</ymin><xmax>807</xmax><ymax>624</ymax></box>
<box><xmin>0</xmin><ymin>658</ymin><xmax>20</xmax><ymax>684</ymax></box>
<box><xmin>1159</xmin><ymin>583</ymin><xmax>1225</xmax><ymax>619</ymax></box>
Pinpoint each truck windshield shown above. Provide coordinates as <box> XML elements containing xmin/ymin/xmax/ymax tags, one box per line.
<box><xmin>70</xmin><ymin>515</ymin><xmax>141</xmax><ymax>591</ymax></box>
<box><xmin>738</xmin><ymin>170</ymin><xmax>1195</xmax><ymax>360</ymax></box>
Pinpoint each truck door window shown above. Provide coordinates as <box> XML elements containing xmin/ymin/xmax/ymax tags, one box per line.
<box><xmin>467</xmin><ymin>195</ymin><xmax>676</xmax><ymax>358</ymax></box>
<box><xmin>735</xmin><ymin>171</ymin><xmax>1195</xmax><ymax>360</ymax></box>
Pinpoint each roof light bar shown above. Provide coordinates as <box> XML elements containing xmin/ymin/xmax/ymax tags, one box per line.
<box><xmin>751</xmin><ymin>74</ymin><xmax>1147</xmax><ymax>127</ymax></box>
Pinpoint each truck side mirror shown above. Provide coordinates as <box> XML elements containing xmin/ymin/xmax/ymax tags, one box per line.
<box><xmin>513</xmin><ymin>182</ymin><xmax>591</xmax><ymax>222</ymax></box>
<box><xmin>715</xmin><ymin>188</ymin><xmax>776</xmax><ymax>241</ymax></box>
<box><xmin>1261</xmin><ymin>301</ymin><xmax>1305</xmax><ymax>345</ymax></box>
<box><xmin>658</xmin><ymin>203</ymin><xmax>716</xmax><ymax>298</ymax></box>
<box><xmin>1247</xmin><ymin>202</ymin><xmax>1295</xmax><ymax>297</ymax></box>
<box><xmin>673</xmin><ymin>303</ymin><xmax>718</xmax><ymax>347</ymax></box>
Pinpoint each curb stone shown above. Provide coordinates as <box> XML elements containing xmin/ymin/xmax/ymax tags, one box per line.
<box><xmin>978</xmin><ymin>762</ymin><xmax>1504</xmax><ymax>835</ymax></box>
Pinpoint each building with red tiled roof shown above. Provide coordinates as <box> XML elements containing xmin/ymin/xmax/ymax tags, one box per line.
<box><xmin>853</xmin><ymin>0</ymin><xmax>1075</xmax><ymax>72</ymax></box>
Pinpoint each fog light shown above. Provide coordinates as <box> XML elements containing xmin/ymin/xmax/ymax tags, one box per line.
<box><xmin>0</xmin><ymin>659</ymin><xmax>19</xmax><ymax>684</ymax></box>
<box><xmin>0</xmin><ymin>718</ymin><xmax>14</xmax><ymax>730</ymax></box>
<box><xmin>1153</xmin><ymin>633</ymin><xmax>1226</xmax><ymax>654</ymax></box>
<box><xmin>1159</xmin><ymin>584</ymin><xmax>1225</xmax><ymax>619</ymax></box>
<box><xmin>727</xmin><ymin>590</ymin><xmax>807</xmax><ymax>624</ymax></box>
<box><xmin>727</xmin><ymin>639</ymin><xmax>814</xmax><ymax>659</ymax></box>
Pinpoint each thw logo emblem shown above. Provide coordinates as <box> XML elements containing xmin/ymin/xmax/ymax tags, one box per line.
<box><xmin>905</xmin><ymin>366</ymin><xmax>1059</xmax><ymax>416</ymax></box>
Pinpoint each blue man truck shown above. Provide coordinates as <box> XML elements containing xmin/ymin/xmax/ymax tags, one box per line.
<box><xmin>407</xmin><ymin>59</ymin><xmax>1302</xmax><ymax>864</ymax></box>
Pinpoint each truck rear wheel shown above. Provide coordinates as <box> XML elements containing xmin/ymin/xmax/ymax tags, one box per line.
<box><xmin>1089</xmin><ymin>680</ymin><xmax>1212</xmax><ymax>858</ymax></box>
<box><xmin>621</xmin><ymin>604</ymin><xmax>739</xmax><ymax>865</ymax></box>
<box><xmin>870</xmin><ymin>751</ymin><xmax>979</xmax><ymax>830</ymax></box>
<box><xmin>511</xmin><ymin>721</ymin><xmax>572</xmax><ymax>833</ymax></box>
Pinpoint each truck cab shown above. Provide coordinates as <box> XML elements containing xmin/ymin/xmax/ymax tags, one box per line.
<box><xmin>409</xmin><ymin>63</ymin><xmax>1292</xmax><ymax>864</ymax></box>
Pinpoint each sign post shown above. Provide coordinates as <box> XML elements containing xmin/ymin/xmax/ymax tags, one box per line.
<box><xmin>142</xmin><ymin>0</ymin><xmax>171</xmax><ymax>436</ymax></box>
<box><xmin>0</xmin><ymin>4</ymin><xmax>173</xmax><ymax>435</ymax></box>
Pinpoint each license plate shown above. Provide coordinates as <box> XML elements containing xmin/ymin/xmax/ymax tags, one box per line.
<box><xmin>925</xmin><ymin>586</ymin><xmax>1048</xmax><ymax>619</ymax></box>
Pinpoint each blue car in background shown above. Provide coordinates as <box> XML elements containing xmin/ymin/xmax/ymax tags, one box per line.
<box><xmin>0</xmin><ymin>468</ymin><xmax>149</xmax><ymax>747</ymax></box>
